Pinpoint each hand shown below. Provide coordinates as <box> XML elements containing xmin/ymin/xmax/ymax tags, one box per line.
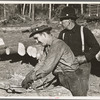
<box><xmin>76</xmin><ymin>55</ymin><xmax>87</xmax><ymax>64</ymax></box>
<box><xmin>21</xmin><ymin>78</ymin><xmax>33</xmax><ymax>89</ymax></box>
<box><xmin>35</xmin><ymin>70</ymin><xmax>47</xmax><ymax>80</ymax></box>
<box><xmin>32</xmin><ymin>79</ymin><xmax>45</xmax><ymax>90</ymax></box>
<box><xmin>21</xmin><ymin>70</ymin><xmax>36</xmax><ymax>89</ymax></box>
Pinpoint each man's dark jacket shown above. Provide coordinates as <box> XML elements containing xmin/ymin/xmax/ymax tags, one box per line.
<box><xmin>58</xmin><ymin>24</ymin><xmax>100</xmax><ymax>62</ymax></box>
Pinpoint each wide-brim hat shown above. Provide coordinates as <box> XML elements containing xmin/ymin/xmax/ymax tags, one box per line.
<box><xmin>29</xmin><ymin>25</ymin><xmax>52</xmax><ymax>38</ymax></box>
<box><xmin>60</xmin><ymin>6</ymin><xmax>78</xmax><ymax>21</ymax></box>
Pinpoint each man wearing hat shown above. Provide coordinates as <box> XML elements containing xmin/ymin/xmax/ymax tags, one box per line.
<box><xmin>59</xmin><ymin>6</ymin><xmax>100</xmax><ymax>96</ymax></box>
<box><xmin>21</xmin><ymin>25</ymin><xmax>84</xmax><ymax>96</ymax></box>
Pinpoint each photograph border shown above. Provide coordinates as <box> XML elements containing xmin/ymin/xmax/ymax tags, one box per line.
<box><xmin>0</xmin><ymin>0</ymin><xmax>100</xmax><ymax>99</ymax></box>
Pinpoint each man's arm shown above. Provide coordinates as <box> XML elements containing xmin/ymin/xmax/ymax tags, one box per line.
<box><xmin>21</xmin><ymin>52</ymin><xmax>46</xmax><ymax>89</ymax></box>
<box><xmin>35</xmin><ymin>40</ymin><xmax>64</xmax><ymax>80</ymax></box>
<box><xmin>84</xmin><ymin>27</ymin><xmax>100</xmax><ymax>61</ymax></box>
<box><xmin>34</xmin><ymin>52</ymin><xmax>46</xmax><ymax>71</ymax></box>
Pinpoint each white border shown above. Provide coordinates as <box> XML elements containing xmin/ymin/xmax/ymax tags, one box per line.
<box><xmin>0</xmin><ymin>1</ymin><xmax>100</xmax><ymax>4</ymax></box>
<box><xmin>1</xmin><ymin>96</ymin><xmax>100</xmax><ymax>99</ymax></box>
<box><xmin>0</xmin><ymin>1</ymin><xmax>100</xmax><ymax>99</ymax></box>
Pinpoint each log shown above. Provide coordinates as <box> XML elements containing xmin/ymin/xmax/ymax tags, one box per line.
<box><xmin>5</xmin><ymin>42</ymin><xmax>30</xmax><ymax>56</ymax></box>
<box><xmin>5</xmin><ymin>44</ymin><xmax>25</xmax><ymax>56</ymax></box>
<box><xmin>0</xmin><ymin>45</ymin><xmax>18</xmax><ymax>56</ymax></box>
<box><xmin>18</xmin><ymin>43</ymin><xmax>26</xmax><ymax>56</ymax></box>
<box><xmin>0</xmin><ymin>27</ymin><xmax>30</xmax><ymax>32</ymax></box>
<box><xmin>6</xmin><ymin>48</ymin><xmax>10</xmax><ymax>55</ymax></box>
<box><xmin>17</xmin><ymin>14</ymin><xmax>26</xmax><ymax>22</ymax></box>
<box><xmin>27</xmin><ymin>46</ymin><xmax>37</xmax><ymax>58</ymax></box>
<box><xmin>0</xmin><ymin>48</ymin><xmax>6</xmax><ymax>55</ymax></box>
<box><xmin>27</xmin><ymin>46</ymin><xmax>33</xmax><ymax>57</ymax></box>
<box><xmin>0</xmin><ymin>27</ymin><xmax>44</xmax><ymax>58</ymax></box>
<box><xmin>0</xmin><ymin>19</ymin><xmax>7</xmax><ymax>24</ymax></box>
<box><xmin>0</xmin><ymin>38</ymin><xmax>5</xmax><ymax>46</ymax></box>
<box><xmin>27</xmin><ymin>44</ymin><xmax>44</xmax><ymax>59</ymax></box>
<box><xmin>0</xmin><ymin>39</ymin><xmax>44</xmax><ymax>59</ymax></box>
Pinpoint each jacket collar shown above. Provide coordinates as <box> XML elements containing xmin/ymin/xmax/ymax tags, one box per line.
<box><xmin>64</xmin><ymin>23</ymin><xmax>79</xmax><ymax>33</ymax></box>
<box><xmin>71</xmin><ymin>23</ymin><xmax>79</xmax><ymax>33</ymax></box>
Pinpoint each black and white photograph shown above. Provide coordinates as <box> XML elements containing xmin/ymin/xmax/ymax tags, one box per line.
<box><xmin>0</xmin><ymin>1</ymin><xmax>100</xmax><ymax>99</ymax></box>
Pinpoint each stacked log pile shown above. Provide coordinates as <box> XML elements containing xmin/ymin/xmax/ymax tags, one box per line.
<box><xmin>0</xmin><ymin>26</ymin><xmax>44</xmax><ymax>60</ymax></box>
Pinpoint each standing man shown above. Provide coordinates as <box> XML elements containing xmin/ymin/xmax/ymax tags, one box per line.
<box><xmin>21</xmin><ymin>25</ymin><xmax>84</xmax><ymax>96</ymax></box>
<box><xmin>58</xmin><ymin>6</ymin><xmax>100</xmax><ymax>96</ymax></box>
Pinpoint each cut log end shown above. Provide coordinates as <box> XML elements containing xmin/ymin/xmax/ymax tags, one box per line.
<box><xmin>6</xmin><ymin>48</ymin><xmax>10</xmax><ymax>55</ymax></box>
<box><xmin>27</xmin><ymin>46</ymin><xmax>32</xmax><ymax>56</ymax></box>
<box><xmin>18</xmin><ymin>43</ymin><xmax>26</xmax><ymax>56</ymax></box>
<box><xmin>31</xmin><ymin>47</ymin><xmax>37</xmax><ymax>58</ymax></box>
<box><xmin>0</xmin><ymin>38</ymin><xmax>5</xmax><ymax>46</ymax></box>
<box><xmin>36</xmin><ymin>53</ymin><xmax>41</xmax><ymax>60</ymax></box>
<box><xmin>27</xmin><ymin>46</ymin><xmax>37</xmax><ymax>58</ymax></box>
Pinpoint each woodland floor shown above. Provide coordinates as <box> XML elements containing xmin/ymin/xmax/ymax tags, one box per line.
<box><xmin>0</xmin><ymin>20</ymin><xmax>100</xmax><ymax>98</ymax></box>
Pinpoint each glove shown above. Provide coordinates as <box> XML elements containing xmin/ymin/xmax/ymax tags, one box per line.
<box><xmin>76</xmin><ymin>55</ymin><xmax>87</xmax><ymax>64</ymax></box>
<box><xmin>21</xmin><ymin>70</ymin><xmax>36</xmax><ymax>89</ymax></box>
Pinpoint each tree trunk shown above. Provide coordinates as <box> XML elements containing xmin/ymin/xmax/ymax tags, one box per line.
<box><xmin>81</xmin><ymin>4</ymin><xmax>83</xmax><ymax>14</ymax></box>
<box><xmin>97</xmin><ymin>4</ymin><xmax>99</xmax><ymax>16</ymax></box>
<box><xmin>88</xmin><ymin>4</ymin><xmax>91</xmax><ymax>16</ymax></box>
<box><xmin>66</xmin><ymin>4</ymin><xmax>69</xmax><ymax>6</ymax></box>
<box><xmin>32</xmin><ymin>4</ymin><xmax>35</xmax><ymax>22</ymax></box>
<box><xmin>29</xmin><ymin>4</ymin><xmax>32</xmax><ymax>18</ymax></box>
<box><xmin>49</xmin><ymin>4</ymin><xmax>51</xmax><ymax>20</ymax></box>
<box><xmin>22</xmin><ymin>4</ymin><xmax>25</xmax><ymax>16</ymax></box>
<box><xmin>4</xmin><ymin>4</ymin><xmax>6</xmax><ymax>19</ymax></box>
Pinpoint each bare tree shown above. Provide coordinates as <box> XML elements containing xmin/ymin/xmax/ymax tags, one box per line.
<box><xmin>49</xmin><ymin>4</ymin><xmax>51</xmax><ymax>20</ymax></box>
<box><xmin>29</xmin><ymin>4</ymin><xmax>32</xmax><ymax>18</ymax></box>
<box><xmin>32</xmin><ymin>4</ymin><xmax>35</xmax><ymax>22</ymax></box>
<box><xmin>4</xmin><ymin>4</ymin><xmax>6</xmax><ymax>19</ymax></box>
<box><xmin>22</xmin><ymin>4</ymin><xmax>25</xmax><ymax>16</ymax></box>
<box><xmin>81</xmin><ymin>4</ymin><xmax>83</xmax><ymax>14</ymax></box>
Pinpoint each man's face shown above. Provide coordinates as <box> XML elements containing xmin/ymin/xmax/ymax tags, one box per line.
<box><xmin>33</xmin><ymin>32</ymin><xmax>47</xmax><ymax>46</ymax></box>
<box><xmin>61</xmin><ymin>19</ymin><xmax>70</xmax><ymax>29</ymax></box>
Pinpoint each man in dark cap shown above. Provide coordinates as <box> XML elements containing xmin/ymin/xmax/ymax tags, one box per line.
<box><xmin>58</xmin><ymin>6</ymin><xmax>100</xmax><ymax>96</ymax></box>
<box><xmin>21</xmin><ymin>25</ymin><xmax>85</xmax><ymax>96</ymax></box>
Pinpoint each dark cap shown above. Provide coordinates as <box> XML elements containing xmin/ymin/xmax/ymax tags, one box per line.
<box><xmin>60</xmin><ymin>6</ymin><xmax>78</xmax><ymax>21</ymax></box>
<box><xmin>29</xmin><ymin>25</ymin><xmax>52</xmax><ymax>38</ymax></box>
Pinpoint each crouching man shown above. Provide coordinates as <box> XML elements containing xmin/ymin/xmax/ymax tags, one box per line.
<box><xmin>21</xmin><ymin>25</ymin><xmax>84</xmax><ymax>96</ymax></box>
